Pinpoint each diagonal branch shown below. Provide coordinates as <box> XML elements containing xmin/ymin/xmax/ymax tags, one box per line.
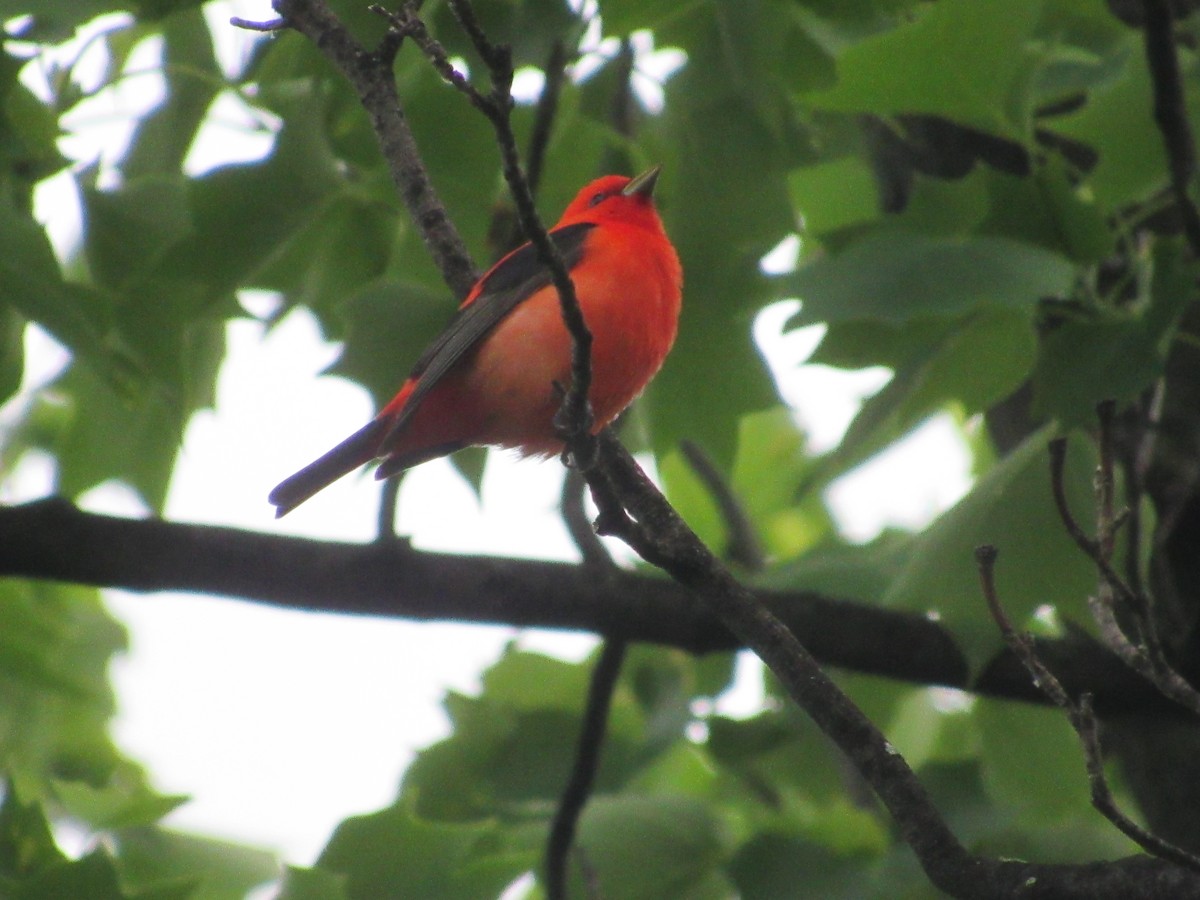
<box><xmin>271</xmin><ymin>0</ymin><xmax>479</xmax><ymax>297</ymax></box>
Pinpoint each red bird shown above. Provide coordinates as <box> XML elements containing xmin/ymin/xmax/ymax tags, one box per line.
<box><xmin>269</xmin><ymin>167</ymin><xmax>682</xmax><ymax>517</ymax></box>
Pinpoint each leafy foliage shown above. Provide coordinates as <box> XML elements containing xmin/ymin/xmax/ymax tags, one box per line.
<box><xmin>2</xmin><ymin>0</ymin><xmax>1197</xmax><ymax>896</ymax></box>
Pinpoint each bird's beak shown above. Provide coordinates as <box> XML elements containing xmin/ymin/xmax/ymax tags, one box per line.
<box><xmin>623</xmin><ymin>165</ymin><xmax>662</xmax><ymax>198</ymax></box>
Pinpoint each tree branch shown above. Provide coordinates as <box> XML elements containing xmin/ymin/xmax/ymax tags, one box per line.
<box><xmin>2</xmin><ymin>497</ymin><xmax>1186</xmax><ymax>718</ymax></box>
<box><xmin>272</xmin><ymin>0</ymin><xmax>479</xmax><ymax>297</ymax></box>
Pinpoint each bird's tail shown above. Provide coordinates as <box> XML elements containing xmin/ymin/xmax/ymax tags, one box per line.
<box><xmin>268</xmin><ymin>416</ymin><xmax>391</xmax><ymax>517</ymax></box>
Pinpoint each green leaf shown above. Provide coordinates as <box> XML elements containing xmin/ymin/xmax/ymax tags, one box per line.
<box><xmin>0</xmin><ymin>58</ymin><xmax>69</xmax><ymax>184</ymax></box>
<box><xmin>979</xmin><ymin>161</ymin><xmax>1112</xmax><ymax>264</ymax></box>
<box><xmin>882</xmin><ymin>427</ymin><xmax>1097</xmax><ymax>671</ymax></box>
<box><xmin>114</xmin><ymin>827</ymin><xmax>279</xmax><ymax>900</ymax></box>
<box><xmin>1032</xmin><ymin>316</ymin><xmax>1165</xmax><ymax>428</ymax></box>
<box><xmin>314</xmin><ymin>800</ymin><xmax>528</xmax><ymax>900</ymax></box>
<box><xmin>756</xmin><ymin>532</ymin><xmax>912</xmax><ymax>603</ymax></box>
<box><xmin>327</xmin><ymin>281</ymin><xmax>456</xmax><ymax>410</ymax></box>
<box><xmin>83</xmin><ymin>175</ymin><xmax>194</xmax><ymax>294</ymax></box>
<box><xmin>1053</xmin><ymin>36</ymin><xmax>1168</xmax><ymax>211</ymax></box>
<box><xmin>599</xmin><ymin>0</ymin><xmax>703</xmax><ymax>36</ymax></box>
<box><xmin>120</xmin><ymin>8</ymin><xmax>221</xmax><ymax>179</ymax></box>
<box><xmin>0</xmin><ymin>789</ymin><xmax>66</xmax><ymax>882</ymax></box>
<box><xmin>401</xmin><ymin>649</ymin><xmax>646</xmax><ymax>822</ymax></box>
<box><xmin>788</xmin><ymin>232</ymin><xmax>1077</xmax><ymax>325</ymax></box>
<box><xmin>976</xmin><ymin>700</ymin><xmax>1089</xmax><ymax>823</ymax></box>
<box><xmin>0</xmin><ymin>1</ymin><xmax>116</xmax><ymax>41</ymax></box>
<box><xmin>806</xmin><ymin>309</ymin><xmax>1035</xmax><ymax>490</ymax></box>
<box><xmin>278</xmin><ymin>865</ymin><xmax>351</xmax><ymax>900</ymax></box>
<box><xmin>49</xmin><ymin>361</ymin><xmax>183</xmax><ymax>511</ymax></box>
<box><xmin>803</xmin><ymin>0</ymin><xmax>1042</xmax><ymax>137</ymax></box>
<box><xmin>0</xmin><ymin>304</ymin><xmax>23</xmax><ymax>407</ymax></box>
<box><xmin>0</xmin><ymin>193</ymin><xmax>111</xmax><ymax>366</ymax></box>
<box><xmin>572</xmin><ymin>794</ymin><xmax>730</xmax><ymax>900</ymax></box>
<box><xmin>728</xmin><ymin>832</ymin><xmax>877</xmax><ymax>900</ymax></box>
<box><xmin>0</xmin><ymin>580</ymin><xmax>128</xmax><ymax>791</ymax></box>
<box><xmin>790</xmin><ymin>157</ymin><xmax>880</xmax><ymax>237</ymax></box>
<box><xmin>52</xmin><ymin>780</ymin><xmax>187</xmax><ymax>830</ymax></box>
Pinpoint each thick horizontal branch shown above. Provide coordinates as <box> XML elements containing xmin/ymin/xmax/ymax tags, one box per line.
<box><xmin>0</xmin><ymin>497</ymin><xmax>1184</xmax><ymax>718</ymax></box>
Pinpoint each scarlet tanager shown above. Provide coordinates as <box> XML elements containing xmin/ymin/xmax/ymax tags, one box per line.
<box><xmin>269</xmin><ymin>166</ymin><xmax>682</xmax><ymax>517</ymax></box>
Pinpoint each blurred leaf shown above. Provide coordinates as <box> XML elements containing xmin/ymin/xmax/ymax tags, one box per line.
<box><xmin>883</xmin><ymin>427</ymin><xmax>1097</xmax><ymax>671</ymax></box>
<box><xmin>278</xmin><ymin>865</ymin><xmax>351</xmax><ymax>900</ymax></box>
<box><xmin>979</xmin><ymin>161</ymin><xmax>1112</xmax><ymax>264</ymax></box>
<box><xmin>0</xmin><ymin>55</ymin><xmax>69</xmax><ymax>185</ymax></box>
<box><xmin>0</xmin><ymin>789</ymin><xmax>65</xmax><ymax>883</ymax></box>
<box><xmin>0</xmin><ymin>191</ymin><xmax>112</xmax><ymax>366</ymax></box>
<box><xmin>804</xmin><ymin>0</ymin><xmax>1041</xmax><ymax>137</ymax></box>
<box><xmin>401</xmin><ymin>649</ymin><xmax>646</xmax><ymax>821</ymax></box>
<box><xmin>756</xmin><ymin>532</ymin><xmax>912</xmax><ymax>603</ymax></box>
<box><xmin>83</xmin><ymin>175</ymin><xmax>194</xmax><ymax>294</ymax></box>
<box><xmin>1053</xmin><ymin>37</ymin><xmax>1168</xmax><ymax>211</ymax></box>
<box><xmin>788</xmin><ymin>232</ymin><xmax>1076</xmax><ymax>326</ymax></box>
<box><xmin>428</xmin><ymin>0</ymin><xmax>584</xmax><ymax>72</ymax></box>
<box><xmin>976</xmin><ymin>700</ymin><xmax>1089</xmax><ymax>823</ymax></box>
<box><xmin>49</xmin><ymin>356</ymin><xmax>187</xmax><ymax>511</ymax></box>
<box><xmin>728</xmin><ymin>832</ymin><xmax>878</xmax><ymax>900</ymax></box>
<box><xmin>16</xmin><ymin>850</ymin><xmax>134</xmax><ymax>900</ymax></box>
<box><xmin>327</xmin><ymin>281</ymin><xmax>454</xmax><ymax>409</ymax></box>
<box><xmin>0</xmin><ymin>1</ymin><xmax>116</xmax><ymax>40</ymax></box>
<box><xmin>1032</xmin><ymin>316</ymin><xmax>1165</xmax><ymax>427</ymax></box>
<box><xmin>573</xmin><ymin>794</ymin><xmax>730</xmax><ymax>900</ymax></box>
<box><xmin>314</xmin><ymin>799</ymin><xmax>529</xmax><ymax>900</ymax></box>
<box><xmin>52</xmin><ymin>779</ymin><xmax>186</xmax><ymax>830</ymax></box>
<box><xmin>114</xmin><ymin>827</ymin><xmax>278</xmax><ymax>900</ymax></box>
<box><xmin>791</xmin><ymin>157</ymin><xmax>880</xmax><ymax>236</ymax></box>
<box><xmin>599</xmin><ymin>0</ymin><xmax>703</xmax><ymax>36</ymax></box>
<box><xmin>805</xmin><ymin>309</ymin><xmax>1036</xmax><ymax>490</ymax></box>
<box><xmin>120</xmin><ymin>8</ymin><xmax>220</xmax><ymax>179</ymax></box>
<box><xmin>0</xmin><ymin>304</ymin><xmax>23</xmax><ymax>406</ymax></box>
<box><xmin>0</xmin><ymin>581</ymin><xmax>127</xmax><ymax>791</ymax></box>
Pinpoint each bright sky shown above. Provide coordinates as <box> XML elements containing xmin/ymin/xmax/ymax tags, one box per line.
<box><xmin>7</xmin><ymin>0</ymin><xmax>972</xmax><ymax>868</ymax></box>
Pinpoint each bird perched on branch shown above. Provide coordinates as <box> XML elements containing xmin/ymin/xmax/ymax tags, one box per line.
<box><xmin>269</xmin><ymin>166</ymin><xmax>682</xmax><ymax>517</ymax></box>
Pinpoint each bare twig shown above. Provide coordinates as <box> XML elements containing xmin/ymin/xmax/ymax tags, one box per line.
<box><xmin>543</xmin><ymin>470</ymin><xmax>628</xmax><ymax>898</ymax></box>
<box><xmin>526</xmin><ymin>40</ymin><xmax>568</xmax><ymax>196</ymax></box>
<box><xmin>976</xmin><ymin>545</ymin><xmax>1200</xmax><ymax>872</ymax></box>
<box><xmin>544</xmin><ymin>638</ymin><xmax>626</xmax><ymax>900</ymax></box>
<box><xmin>1048</xmin><ymin>437</ymin><xmax>1139</xmax><ymax>610</ymax></box>
<box><xmin>1140</xmin><ymin>0</ymin><xmax>1200</xmax><ymax>253</ymax></box>
<box><xmin>1051</xmin><ymin>425</ymin><xmax>1200</xmax><ymax>716</ymax></box>
<box><xmin>376</xmin><ymin>476</ymin><xmax>401</xmax><ymax>541</ymax></box>
<box><xmin>230</xmin><ymin>16</ymin><xmax>286</xmax><ymax>31</ymax></box>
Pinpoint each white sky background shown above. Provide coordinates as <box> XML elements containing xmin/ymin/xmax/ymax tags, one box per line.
<box><xmin>8</xmin><ymin>1</ymin><xmax>972</xmax><ymax>867</ymax></box>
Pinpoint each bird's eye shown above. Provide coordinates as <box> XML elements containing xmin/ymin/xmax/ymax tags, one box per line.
<box><xmin>588</xmin><ymin>190</ymin><xmax>608</xmax><ymax>208</ymax></box>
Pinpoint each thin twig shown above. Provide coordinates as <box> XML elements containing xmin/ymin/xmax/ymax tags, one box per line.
<box><xmin>544</xmin><ymin>638</ymin><xmax>627</xmax><ymax>900</ymax></box>
<box><xmin>230</xmin><ymin>16</ymin><xmax>286</xmax><ymax>31</ymax></box>
<box><xmin>545</xmin><ymin>467</ymin><xmax>627</xmax><ymax>898</ymax></box>
<box><xmin>526</xmin><ymin>40</ymin><xmax>568</xmax><ymax>196</ymax></box>
<box><xmin>1048</xmin><ymin>438</ymin><xmax>1139</xmax><ymax>610</ymax></box>
<box><xmin>376</xmin><ymin>476</ymin><xmax>401</xmax><ymax>541</ymax></box>
<box><xmin>561</xmin><ymin>469</ymin><xmax>609</xmax><ymax>570</ymax></box>
<box><xmin>679</xmin><ymin>440</ymin><xmax>766</xmax><ymax>571</ymax></box>
<box><xmin>1140</xmin><ymin>0</ymin><xmax>1200</xmax><ymax>254</ymax></box>
<box><xmin>976</xmin><ymin>546</ymin><xmax>1200</xmax><ymax>872</ymax></box>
